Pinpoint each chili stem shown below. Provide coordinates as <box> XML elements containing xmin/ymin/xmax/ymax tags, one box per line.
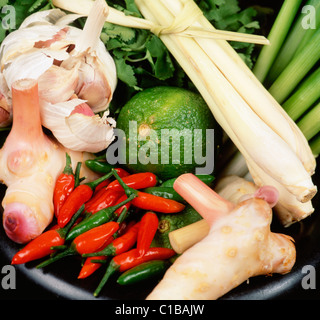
<box><xmin>74</xmin><ymin>162</ymin><xmax>83</xmax><ymax>188</ymax></box>
<box><xmin>111</xmin><ymin>168</ymin><xmax>137</xmax><ymax>198</ymax></box>
<box><xmin>63</xmin><ymin>153</ymin><xmax>73</xmax><ymax>175</ymax></box>
<box><xmin>58</xmin><ymin>204</ymin><xmax>85</xmax><ymax>239</ymax></box>
<box><xmin>93</xmin><ymin>261</ymin><xmax>119</xmax><ymax>297</ymax></box>
<box><xmin>36</xmin><ymin>246</ymin><xmax>76</xmax><ymax>268</ymax></box>
<box><xmin>86</xmin><ymin>170</ymin><xmax>114</xmax><ymax>190</ymax></box>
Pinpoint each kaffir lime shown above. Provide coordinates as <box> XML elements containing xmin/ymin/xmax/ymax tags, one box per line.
<box><xmin>116</xmin><ymin>86</ymin><xmax>219</xmax><ymax>180</ymax></box>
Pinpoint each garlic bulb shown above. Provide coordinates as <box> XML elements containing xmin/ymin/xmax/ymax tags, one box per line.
<box><xmin>0</xmin><ymin>0</ymin><xmax>117</xmax><ymax>152</ymax></box>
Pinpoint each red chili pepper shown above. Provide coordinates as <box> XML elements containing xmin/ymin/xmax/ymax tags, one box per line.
<box><xmin>11</xmin><ymin>205</ymin><xmax>84</xmax><ymax>265</ymax></box>
<box><xmin>36</xmin><ymin>221</ymin><xmax>119</xmax><ymax>268</ymax></box>
<box><xmin>114</xmin><ymin>194</ymin><xmax>132</xmax><ymax>216</ymax></box>
<box><xmin>83</xmin><ymin>222</ymin><xmax>140</xmax><ymax>258</ymax></box>
<box><xmin>107</xmin><ymin>172</ymin><xmax>158</xmax><ymax>191</ymax></box>
<box><xmin>78</xmin><ymin>255</ymin><xmax>108</xmax><ymax>279</ymax></box>
<box><xmin>85</xmin><ymin>188</ymin><xmax>124</xmax><ymax>215</ymax></box>
<box><xmin>114</xmin><ymin>167</ymin><xmax>131</xmax><ymax>178</ymax></box>
<box><xmin>137</xmin><ymin>212</ymin><xmax>159</xmax><ymax>256</ymax></box>
<box><xmin>53</xmin><ymin>153</ymin><xmax>75</xmax><ymax>218</ymax></box>
<box><xmin>111</xmin><ymin>169</ymin><xmax>185</xmax><ymax>214</ymax></box>
<box><xmin>94</xmin><ymin>179</ymin><xmax>110</xmax><ymax>194</ymax></box>
<box><xmin>132</xmin><ymin>191</ymin><xmax>185</xmax><ymax>213</ymax></box>
<box><xmin>94</xmin><ymin>247</ymin><xmax>175</xmax><ymax>297</ymax></box>
<box><xmin>73</xmin><ymin>222</ymin><xmax>119</xmax><ymax>255</ymax></box>
<box><xmin>58</xmin><ymin>171</ymin><xmax>114</xmax><ymax>228</ymax></box>
<box><xmin>77</xmin><ymin>221</ymin><xmax>131</xmax><ymax>279</ymax></box>
<box><xmin>11</xmin><ymin>230</ymin><xmax>65</xmax><ymax>265</ymax></box>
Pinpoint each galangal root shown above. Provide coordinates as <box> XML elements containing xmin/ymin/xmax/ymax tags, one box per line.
<box><xmin>147</xmin><ymin>174</ymin><xmax>296</xmax><ymax>300</ymax></box>
<box><xmin>0</xmin><ymin>79</ymin><xmax>97</xmax><ymax>244</ymax></box>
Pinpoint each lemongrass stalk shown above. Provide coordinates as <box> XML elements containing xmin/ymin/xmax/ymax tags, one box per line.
<box><xmin>283</xmin><ymin>67</ymin><xmax>320</xmax><ymax>121</ymax></box>
<box><xmin>160</xmin><ymin>0</ymin><xmax>315</xmax><ymax>175</ymax></box>
<box><xmin>310</xmin><ymin>135</ymin><xmax>320</xmax><ymax>157</ymax></box>
<box><xmin>266</xmin><ymin>0</ymin><xmax>320</xmax><ymax>84</ymax></box>
<box><xmin>140</xmin><ymin>0</ymin><xmax>316</xmax><ymax>202</ymax></box>
<box><xmin>253</xmin><ymin>0</ymin><xmax>303</xmax><ymax>83</ymax></box>
<box><xmin>246</xmin><ymin>160</ymin><xmax>314</xmax><ymax>226</ymax></box>
<box><xmin>218</xmin><ymin>150</ymin><xmax>248</xmax><ymax>178</ymax></box>
<box><xmin>52</xmin><ymin>0</ymin><xmax>269</xmax><ymax>44</ymax></box>
<box><xmin>297</xmin><ymin>102</ymin><xmax>320</xmax><ymax>140</ymax></box>
<box><xmin>169</xmin><ymin>220</ymin><xmax>209</xmax><ymax>254</ymax></box>
<box><xmin>269</xmin><ymin>27</ymin><xmax>320</xmax><ymax>104</ymax></box>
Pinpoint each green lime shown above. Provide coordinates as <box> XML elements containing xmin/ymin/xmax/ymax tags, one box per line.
<box><xmin>116</xmin><ymin>86</ymin><xmax>219</xmax><ymax>180</ymax></box>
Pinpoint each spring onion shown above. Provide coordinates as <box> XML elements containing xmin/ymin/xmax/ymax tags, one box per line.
<box><xmin>253</xmin><ymin>0</ymin><xmax>303</xmax><ymax>83</ymax></box>
<box><xmin>268</xmin><ymin>27</ymin><xmax>320</xmax><ymax>104</ymax></box>
<box><xmin>297</xmin><ymin>102</ymin><xmax>320</xmax><ymax>141</ymax></box>
<box><xmin>310</xmin><ymin>135</ymin><xmax>320</xmax><ymax>157</ymax></box>
<box><xmin>283</xmin><ymin>67</ymin><xmax>320</xmax><ymax>121</ymax></box>
<box><xmin>266</xmin><ymin>0</ymin><xmax>320</xmax><ymax>84</ymax></box>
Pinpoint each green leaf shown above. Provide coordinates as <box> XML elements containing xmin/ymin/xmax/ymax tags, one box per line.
<box><xmin>114</xmin><ymin>57</ymin><xmax>138</xmax><ymax>88</ymax></box>
<box><xmin>103</xmin><ymin>22</ymin><xmax>136</xmax><ymax>44</ymax></box>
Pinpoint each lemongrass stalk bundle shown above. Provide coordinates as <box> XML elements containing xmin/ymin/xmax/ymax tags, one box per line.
<box><xmin>268</xmin><ymin>27</ymin><xmax>320</xmax><ymax>104</ymax></box>
<box><xmin>253</xmin><ymin>0</ymin><xmax>303</xmax><ymax>83</ymax></box>
<box><xmin>266</xmin><ymin>0</ymin><xmax>320</xmax><ymax>84</ymax></box>
<box><xmin>160</xmin><ymin>0</ymin><xmax>315</xmax><ymax>176</ymax></box>
<box><xmin>283</xmin><ymin>67</ymin><xmax>320</xmax><ymax>121</ymax></box>
<box><xmin>133</xmin><ymin>0</ymin><xmax>317</xmax><ymax>223</ymax></box>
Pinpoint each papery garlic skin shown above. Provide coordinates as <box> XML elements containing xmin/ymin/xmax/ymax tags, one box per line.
<box><xmin>0</xmin><ymin>3</ymin><xmax>117</xmax><ymax>152</ymax></box>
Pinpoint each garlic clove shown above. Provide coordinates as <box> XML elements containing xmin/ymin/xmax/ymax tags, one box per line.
<box><xmin>38</xmin><ymin>64</ymin><xmax>80</xmax><ymax>103</ymax></box>
<box><xmin>41</xmin><ymin>99</ymin><xmax>115</xmax><ymax>153</ymax></box>
<box><xmin>60</xmin><ymin>0</ymin><xmax>117</xmax><ymax>113</ymax></box>
<box><xmin>66</xmin><ymin>111</ymin><xmax>115</xmax><ymax>152</ymax></box>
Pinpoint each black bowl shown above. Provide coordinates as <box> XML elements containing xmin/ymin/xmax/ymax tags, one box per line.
<box><xmin>1</xmin><ymin>0</ymin><xmax>319</xmax><ymax>300</ymax></box>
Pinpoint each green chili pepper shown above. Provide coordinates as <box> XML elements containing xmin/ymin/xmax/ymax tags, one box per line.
<box><xmin>85</xmin><ymin>159</ymin><xmax>115</xmax><ymax>174</ymax></box>
<box><xmin>66</xmin><ymin>194</ymin><xmax>136</xmax><ymax>241</ymax></box>
<box><xmin>143</xmin><ymin>187</ymin><xmax>185</xmax><ymax>203</ymax></box>
<box><xmin>160</xmin><ymin>174</ymin><xmax>215</xmax><ymax>188</ymax></box>
<box><xmin>117</xmin><ymin>260</ymin><xmax>171</xmax><ymax>286</ymax></box>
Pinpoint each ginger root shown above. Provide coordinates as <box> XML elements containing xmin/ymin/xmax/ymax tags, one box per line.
<box><xmin>0</xmin><ymin>79</ymin><xmax>97</xmax><ymax>243</ymax></box>
<box><xmin>147</xmin><ymin>174</ymin><xmax>296</xmax><ymax>300</ymax></box>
